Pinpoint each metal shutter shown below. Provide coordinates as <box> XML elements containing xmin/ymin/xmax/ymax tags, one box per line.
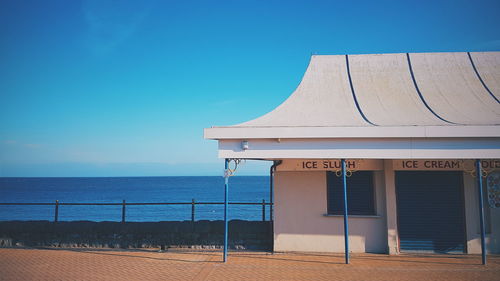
<box><xmin>327</xmin><ymin>171</ymin><xmax>375</xmax><ymax>215</ymax></box>
<box><xmin>396</xmin><ymin>171</ymin><xmax>465</xmax><ymax>253</ymax></box>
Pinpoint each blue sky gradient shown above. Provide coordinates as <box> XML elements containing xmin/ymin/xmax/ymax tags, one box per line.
<box><xmin>1</xmin><ymin>0</ymin><xmax>500</xmax><ymax>176</ymax></box>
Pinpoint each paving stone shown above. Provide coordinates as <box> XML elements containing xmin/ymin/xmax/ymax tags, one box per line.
<box><xmin>0</xmin><ymin>248</ymin><xmax>498</xmax><ymax>281</ymax></box>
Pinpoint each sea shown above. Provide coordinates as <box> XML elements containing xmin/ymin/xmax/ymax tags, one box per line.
<box><xmin>0</xmin><ymin>176</ymin><xmax>270</xmax><ymax>222</ymax></box>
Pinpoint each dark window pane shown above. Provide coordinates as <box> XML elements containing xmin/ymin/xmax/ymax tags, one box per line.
<box><xmin>327</xmin><ymin>171</ymin><xmax>375</xmax><ymax>215</ymax></box>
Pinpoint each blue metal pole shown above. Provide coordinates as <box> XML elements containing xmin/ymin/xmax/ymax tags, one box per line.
<box><xmin>475</xmin><ymin>159</ymin><xmax>486</xmax><ymax>265</ymax></box>
<box><xmin>341</xmin><ymin>159</ymin><xmax>349</xmax><ymax>264</ymax></box>
<box><xmin>223</xmin><ymin>159</ymin><xmax>229</xmax><ymax>262</ymax></box>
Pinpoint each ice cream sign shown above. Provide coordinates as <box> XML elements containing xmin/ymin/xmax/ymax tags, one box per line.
<box><xmin>394</xmin><ymin>159</ymin><xmax>500</xmax><ymax>171</ymax></box>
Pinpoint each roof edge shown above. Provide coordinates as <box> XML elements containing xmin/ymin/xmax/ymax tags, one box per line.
<box><xmin>204</xmin><ymin>125</ymin><xmax>500</xmax><ymax>140</ymax></box>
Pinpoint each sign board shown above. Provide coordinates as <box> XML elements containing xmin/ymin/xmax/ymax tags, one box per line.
<box><xmin>276</xmin><ymin>159</ymin><xmax>384</xmax><ymax>172</ymax></box>
<box><xmin>276</xmin><ymin>159</ymin><xmax>500</xmax><ymax>172</ymax></box>
<box><xmin>393</xmin><ymin>159</ymin><xmax>500</xmax><ymax>171</ymax></box>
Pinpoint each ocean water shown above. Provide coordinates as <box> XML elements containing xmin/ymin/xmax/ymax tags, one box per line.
<box><xmin>0</xmin><ymin>176</ymin><xmax>270</xmax><ymax>222</ymax></box>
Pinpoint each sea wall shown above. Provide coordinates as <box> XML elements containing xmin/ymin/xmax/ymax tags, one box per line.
<box><xmin>0</xmin><ymin>220</ymin><xmax>271</xmax><ymax>250</ymax></box>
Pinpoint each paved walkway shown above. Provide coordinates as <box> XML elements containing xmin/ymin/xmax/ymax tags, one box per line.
<box><xmin>0</xmin><ymin>248</ymin><xmax>498</xmax><ymax>281</ymax></box>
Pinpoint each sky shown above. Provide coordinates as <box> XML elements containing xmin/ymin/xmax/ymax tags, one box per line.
<box><xmin>1</xmin><ymin>0</ymin><xmax>499</xmax><ymax>177</ymax></box>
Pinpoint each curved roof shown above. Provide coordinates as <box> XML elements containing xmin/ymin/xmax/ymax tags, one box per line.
<box><xmin>205</xmin><ymin>52</ymin><xmax>500</xmax><ymax>140</ymax></box>
<box><xmin>237</xmin><ymin>52</ymin><xmax>500</xmax><ymax>127</ymax></box>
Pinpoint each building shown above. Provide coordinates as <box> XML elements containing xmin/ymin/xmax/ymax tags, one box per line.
<box><xmin>204</xmin><ymin>52</ymin><xmax>500</xmax><ymax>262</ymax></box>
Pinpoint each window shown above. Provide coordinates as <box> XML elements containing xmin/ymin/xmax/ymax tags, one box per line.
<box><xmin>327</xmin><ymin>171</ymin><xmax>376</xmax><ymax>215</ymax></box>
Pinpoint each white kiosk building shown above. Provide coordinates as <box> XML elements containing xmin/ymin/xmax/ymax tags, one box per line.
<box><xmin>204</xmin><ymin>52</ymin><xmax>500</xmax><ymax>264</ymax></box>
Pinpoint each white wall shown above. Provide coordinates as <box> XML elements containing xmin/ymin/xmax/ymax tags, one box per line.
<box><xmin>383</xmin><ymin>160</ymin><xmax>399</xmax><ymax>254</ymax></box>
<box><xmin>464</xmin><ymin>173</ymin><xmax>500</xmax><ymax>254</ymax></box>
<box><xmin>274</xmin><ymin>171</ymin><xmax>387</xmax><ymax>253</ymax></box>
<box><xmin>273</xmin><ymin>165</ymin><xmax>499</xmax><ymax>255</ymax></box>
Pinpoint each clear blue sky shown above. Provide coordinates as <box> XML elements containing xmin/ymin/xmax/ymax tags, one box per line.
<box><xmin>1</xmin><ymin>0</ymin><xmax>499</xmax><ymax>177</ymax></box>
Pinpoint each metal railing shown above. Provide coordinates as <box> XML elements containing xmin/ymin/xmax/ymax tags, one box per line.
<box><xmin>0</xmin><ymin>199</ymin><xmax>273</xmax><ymax>223</ymax></box>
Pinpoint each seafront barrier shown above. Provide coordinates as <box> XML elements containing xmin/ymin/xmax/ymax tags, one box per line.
<box><xmin>0</xmin><ymin>220</ymin><xmax>271</xmax><ymax>250</ymax></box>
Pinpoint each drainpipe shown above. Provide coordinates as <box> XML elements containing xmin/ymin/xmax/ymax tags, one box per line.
<box><xmin>223</xmin><ymin>159</ymin><xmax>229</xmax><ymax>262</ymax></box>
<box><xmin>269</xmin><ymin>160</ymin><xmax>282</xmax><ymax>252</ymax></box>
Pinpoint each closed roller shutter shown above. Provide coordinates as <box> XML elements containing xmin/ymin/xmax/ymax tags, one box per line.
<box><xmin>396</xmin><ymin>171</ymin><xmax>465</xmax><ymax>253</ymax></box>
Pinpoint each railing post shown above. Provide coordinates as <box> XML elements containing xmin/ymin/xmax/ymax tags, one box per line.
<box><xmin>54</xmin><ymin>200</ymin><xmax>59</xmax><ymax>222</ymax></box>
<box><xmin>122</xmin><ymin>200</ymin><xmax>126</xmax><ymax>223</ymax></box>
<box><xmin>191</xmin><ymin>199</ymin><xmax>195</xmax><ymax>222</ymax></box>
<box><xmin>262</xmin><ymin>199</ymin><xmax>266</xmax><ymax>221</ymax></box>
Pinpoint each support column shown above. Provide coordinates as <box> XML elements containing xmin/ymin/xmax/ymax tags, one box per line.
<box><xmin>223</xmin><ymin>159</ymin><xmax>229</xmax><ymax>262</ymax></box>
<box><xmin>384</xmin><ymin>160</ymin><xmax>399</xmax><ymax>255</ymax></box>
<box><xmin>475</xmin><ymin>159</ymin><xmax>486</xmax><ymax>265</ymax></box>
<box><xmin>341</xmin><ymin>159</ymin><xmax>349</xmax><ymax>264</ymax></box>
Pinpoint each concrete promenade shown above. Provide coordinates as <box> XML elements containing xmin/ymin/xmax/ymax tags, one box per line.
<box><xmin>0</xmin><ymin>248</ymin><xmax>499</xmax><ymax>281</ymax></box>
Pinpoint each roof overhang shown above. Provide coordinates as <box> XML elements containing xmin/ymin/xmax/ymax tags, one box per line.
<box><xmin>204</xmin><ymin>52</ymin><xmax>500</xmax><ymax>160</ymax></box>
<box><xmin>216</xmin><ymin>137</ymin><xmax>500</xmax><ymax>159</ymax></box>
<box><xmin>204</xmin><ymin>125</ymin><xmax>500</xmax><ymax>139</ymax></box>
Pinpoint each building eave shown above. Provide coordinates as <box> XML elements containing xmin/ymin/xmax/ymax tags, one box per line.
<box><xmin>204</xmin><ymin>125</ymin><xmax>500</xmax><ymax>140</ymax></box>
<box><xmin>216</xmin><ymin>137</ymin><xmax>500</xmax><ymax>160</ymax></box>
